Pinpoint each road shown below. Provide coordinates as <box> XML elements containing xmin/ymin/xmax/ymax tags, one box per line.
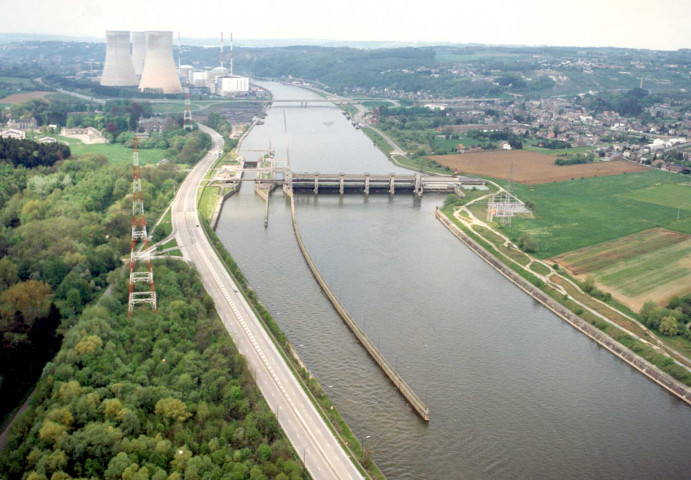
<box><xmin>172</xmin><ymin>124</ymin><xmax>363</xmax><ymax>480</ymax></box>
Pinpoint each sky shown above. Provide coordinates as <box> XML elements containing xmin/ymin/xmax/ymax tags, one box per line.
<box><xmin>1</xmin><ymin>0</ymin><xmax>690</xmax><ymax>51</ymax></box>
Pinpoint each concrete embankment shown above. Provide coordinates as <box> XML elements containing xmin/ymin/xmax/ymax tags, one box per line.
<box><xmin>435</xmin><ymin>209</ymin><xmax>691</xmax><ymax>406</ymax></box>
<box><xmin>210</xmin><ymin>185</ymin><xmax>240</xmax><ymax>229</ymax></box>
<box><xmin>288</xmin><ymin>192</ymin><xmax>431</xmax><ymax>421</ymax></box>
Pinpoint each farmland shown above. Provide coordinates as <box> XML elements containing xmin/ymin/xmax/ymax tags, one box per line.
<box><xmin>501</xmin><ymin>170</ymin><xmax>691</xmax><ymax>258</ymax></box>
<box><xmin>427</xmin><ymin>150</ymin><xmax>647</xmax><ymax>184</ymax></box>
<box><xmin>0</xmin><ymin>90</ymin><xmax>53</xmax><ymax>104</ymax></box>
<box><xmin>618</xmin><ymin>182</ymin><xmax>690</xmax><ymax>210</ymax></box>
<box><xmin>552</xmin><ymin>228</ymin><xmax>691</xmax><ymax>309</ymax></box>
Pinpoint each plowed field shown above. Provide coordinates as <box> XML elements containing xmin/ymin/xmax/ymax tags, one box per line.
<box><xmin>551</xmin><ymin>228</ymin><xmax>691</xmax><ymax>310</ymax></box>
<box><xmin>0</xmin><ymin>91</ymin><xmax>53</xmax><ymax>104</ymax></box>
<box><xmin>427</xmin><ymin>150</ymin><xmax>648</xmax><ymax>184</ymax></box>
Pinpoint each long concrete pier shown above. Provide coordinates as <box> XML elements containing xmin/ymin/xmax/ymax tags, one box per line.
<box><xmin>435</xmin><ymin>209</ymin><xmax>691</xmax><ymax>406</ymax></box>
<box><xmin>288</xmin><ymin>190</ymin><xmax>431</xmax><ymax>421</ymax></box>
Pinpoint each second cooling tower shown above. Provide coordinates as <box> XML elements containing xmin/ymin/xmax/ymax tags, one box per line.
<box><xmin>101</xmin><ymin>31</ymin><xmax>138</xmax><ymax>86</ymax></box>
<box><xmin>138</xmin><ymin>31</ymin><xmax>182</xmax><ymax>94</ymax></box>
<box><xmin>131</xmin><ymin>31</ymin><xmax>146</xmax><ymax>77</ymax></box>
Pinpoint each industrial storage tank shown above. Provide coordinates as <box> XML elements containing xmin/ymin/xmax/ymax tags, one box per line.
<box><xmin>131</xmin><ymin>31</ymin><xmax>146</xmax><ymax>77</ymax></box>
<box><xmin>138</xmin><ymin>31</ymin><xmax>182</xmax><ymax>94</ymax></box>
<box><xmin>100</xmin><ymin>31</ymin><xmax>138</xmax><ymax>87</ymax></box>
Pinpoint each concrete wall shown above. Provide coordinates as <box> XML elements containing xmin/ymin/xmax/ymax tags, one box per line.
<box><xmin>289</xmin><ymin>192</ymin><xmax>430</xmax><ymax>421</ymax></box>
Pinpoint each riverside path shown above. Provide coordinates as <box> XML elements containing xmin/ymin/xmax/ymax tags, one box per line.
<box><xmin>171</xmin><ymin>123</ymin><xmax>363</xmax><ymax>480</ymax></box>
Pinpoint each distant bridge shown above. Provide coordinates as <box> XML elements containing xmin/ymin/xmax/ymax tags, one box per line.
<box><xmin>231</xmin><ymin>97</ymin><xmax>506</xmax><ymax>106</ymax></box>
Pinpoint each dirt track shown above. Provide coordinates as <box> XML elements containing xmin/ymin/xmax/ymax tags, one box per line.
<box><xmin>427</xmin><ymin>150</ymin><xmax>648</xmax><ymax>184</ymax></box>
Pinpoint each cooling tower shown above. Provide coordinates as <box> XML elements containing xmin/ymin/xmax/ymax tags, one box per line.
<box><xmin>131</xmin><ymin>31</ymin><xmax>146</xmax><ymax>77</ymax></box>
<box><xmin>138</xmin><ymin>31</ymin><xmax>182</xmax><ymax>94</ymax></box>
<box><xmin>100</xmin><ymin>31</ymin><xmax>138</xmax><ymax>86</ymax></box>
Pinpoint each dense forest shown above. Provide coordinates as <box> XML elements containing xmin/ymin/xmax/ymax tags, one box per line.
<box><xmin>0</xmin><ymin>144</ymin><xmax>182</xmax><ymax>429</ymax></box>
<box><xmin>0</xmin><ymin>137</ymin><xmax>71</xmax><ymax>169</ymax></box>
<box><xmin>0</xmin><ymin>261</ymin><xmax>303</xmax><ymax>479</ymax></box>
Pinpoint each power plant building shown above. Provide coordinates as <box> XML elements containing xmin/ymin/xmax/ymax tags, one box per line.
<box><xmin>131</xmin><ymin>31</ymin><xmax>146</xmax><ymax>77</ymax></box>
<box><xmin>217</xmin><ymin>75</ymin><xmax>250</xmax><ymax>96</ymax></box>
<box><xmin>179</xmin><ymin>65</ymin><xmax>194</xmax><ymax>82</ymax></box>
<box><xmin>100</xmin><ymin>31</ymin><xmax>138</xmax><ymax>86</ymax></box>
<box><xmin>191</xmin><ymin>70</ymin><xmax>208</xmax><ymax>87</ymax></box>
<box><xmin>138</xmin><ymin>31</ymin><xmax>182</xmax><ymax>94</ymax></box>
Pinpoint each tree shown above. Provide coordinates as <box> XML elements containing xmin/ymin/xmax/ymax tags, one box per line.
<box><xmin>639</xmin><ymin>301</ymin><xmax>658</xmax><ymax>326</ymax></box>
<box><xmin>0</xmin><ymin>257</ymin><xmax>18</xmax><ymax>289</ymax></box>
<box><xmin>517</xmin><ymin>233</ymin><xmax>538</xmax><ymax>253</ymax></box>
<box><xmin>582</xmin><ymin>276</ymin><xmax>595</xmax><ymax>294</ymax></box>
<box><xmin>155</xmin><ymin>397</ymin><xmax>191</xmax><ymax>423</ymax></box>
<box><xmin>1</xmin><ymin>280</ymin><xmax>52</xmax><ymax>324</ymax></box>
<box><xmin>659</xmin><ymin>316</ymin><xmax>679</xmax><ymax>336</ymax></box>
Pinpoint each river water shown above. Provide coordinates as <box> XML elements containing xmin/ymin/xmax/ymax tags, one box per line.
<box><xmin>216</xmin><ymin>82</ymin><xmax>691</xmax><ymax>479</ymax></box>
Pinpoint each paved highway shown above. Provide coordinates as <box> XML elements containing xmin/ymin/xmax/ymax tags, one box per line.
<box><xmin>172</xmin><ymin>123</ymin><xmax>363</xmax><ymax>480</ymax></box>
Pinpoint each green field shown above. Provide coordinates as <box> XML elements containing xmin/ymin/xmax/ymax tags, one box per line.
<box><xmin>150</xmin><ymin>101</ymin><xmax>205</xmax><ymax>114</ymax></box>
<box><xmin>69</xmin><ymin>142</ymin><xmax>168</xmax><ymax>165</ymax></box>
<box><xmin>362</xmin><ymin>100</ymin><xmax>394</xmax><ymax>109</ymax></box>
<box><xmin>598</xmin><ymin>243</ymin><xmax>689</xmax><ymax>297</ymax></box>
<box><xmin>618</xmin><ymin>183</ymin><xmax>691</xmax><ymax>210</ymax></box>
<box><xmin>553</xmin><ymin>228</ymin><xmax>691</xmax><ymax>306</ymax></box>
<box><xmin>432</xmin><ymin>135</ymin><xmax>482</xmax><ymax>151</ymax></box>
<box><xmin>0</xmin><ymin>76</ymin><xmax>36</xmax><ymax>87</ymax></box>
<box><xmin>523</xmin><ymin>145</ymin><xmax>595</xmax><ymax>156</ymax></box>
<box><xmin>503</xmin><ymin>170</ymin><xmax>691</xmax><ymax>258</ymax></box>
<box><xmin>199</xmin><ymin>184</ymin><xmax>220</xmax><ymax>222</ymax></box>
<box><xmin>45</xmin><ymin>92</ymin><xmax>91</xmax><ymax>103</ymax></box>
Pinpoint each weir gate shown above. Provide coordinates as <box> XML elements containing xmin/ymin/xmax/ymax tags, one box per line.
<box><xmin>239</xmin><ymin>169</ymin><xmax>485</xmax><ymax>196</ymax></box>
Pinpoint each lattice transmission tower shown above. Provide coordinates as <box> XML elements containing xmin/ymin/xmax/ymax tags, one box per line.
<box><xmin>183</xmin><ymin>78</ymin><xmax>193</xmax><ymax>130</ymax></box>
<box><xmin>127</xmin><ymin>137</ymin><xmax>157</xmax><ymax>317</ymax></box>
<box><xmin>178</xmin><ymin>32</ymin><xmax>193</xmax><ymax>130</ymax></box>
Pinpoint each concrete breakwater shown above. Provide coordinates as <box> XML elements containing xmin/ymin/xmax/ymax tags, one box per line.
<box><xmin>435</xmin><ymin>209</ymin><xmax>691</xmax><ymax>406</ymax></box>
<box><xmin>288</xmin><ymin>191</ymin><xmax>431</xmax><ymax>421</ymax></box>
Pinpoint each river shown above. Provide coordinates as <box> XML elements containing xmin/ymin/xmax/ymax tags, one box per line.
<box><xmin>215</xmin><ymin>82</ymin><xmax>691</xmax><ymax>479</ymax></box>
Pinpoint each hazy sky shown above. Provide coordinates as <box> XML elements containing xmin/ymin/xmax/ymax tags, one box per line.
<box><xmin>2</xmin><ymin>0</ymin><xmax>690</xmax><ymax>50</ymax></box>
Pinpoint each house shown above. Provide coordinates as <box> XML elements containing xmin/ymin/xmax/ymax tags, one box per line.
<box><xmin>61</xmin><ymin>127</ymin><xmax>108</xmax><ymax>144</ymax></box>
<box><xmin>0</xmin><ymin>129</ymin><xmax>26</xmax><ymax>139</ymax></box>
<box><xmin>138</xmin><ymin>117</ymin><xmax>167</xmax><ymax>134</ymax></box>
<box><xmin>666</xmin><ymin>164</ymin><xmax>689</xmax><ymax>174</ymax></box>
<box><xmin>7</xmin><ymin>117</ymin><xmax>37</xmax><ymax>130</ymax></box>
<box><xmin>37</xmin><ymin>136</ymin><xmax>57</xmax><ymax>144</ymax></box>
<box><xmin>500</xmin><ymin>142</ymin><xmax>512</xmax><ymax>150</ymax></box>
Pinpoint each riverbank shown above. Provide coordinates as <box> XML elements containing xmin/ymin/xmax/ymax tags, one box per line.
<box><xmin>352</xmin><ymin>97</ymin><xmax>691</xmax><ymax>399</ymax></box>
<box><xmin>435</xmin><ymin>208</ymin><xmax>691</xmax><ymax>405</ymax></box>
